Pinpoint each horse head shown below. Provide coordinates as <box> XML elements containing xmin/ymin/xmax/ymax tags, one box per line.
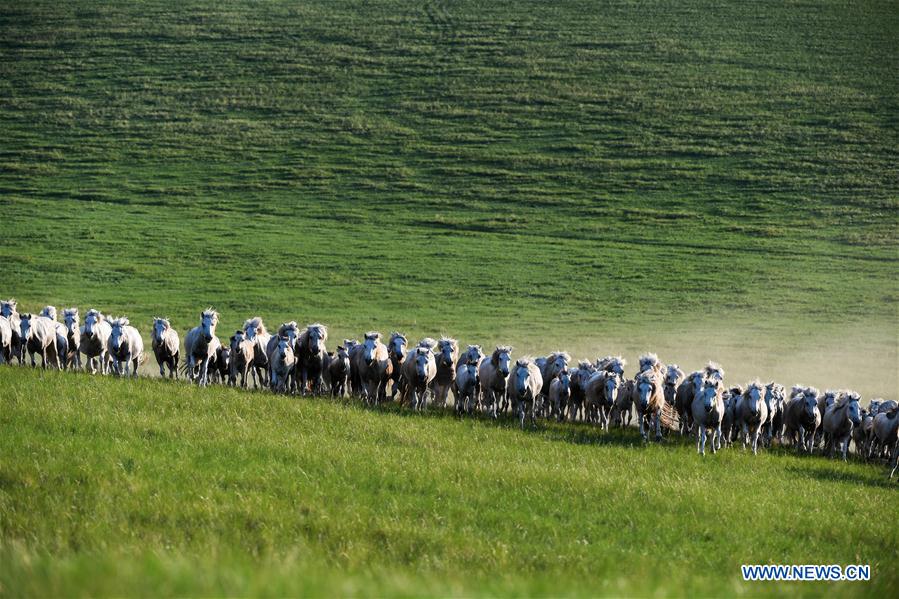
<box><xmin>110</xmin><ymin>317</ymin><xmax>129</xmax><ymax>351</ymax></box>
<box><xmin>389</xmin><ymin>332</ymin><xmax>407</xmax><ymax>361</ymax></box>
<box><xmin>437</xmin><ymin>338</ymin><xmax>456</xmax><ymax>368</ymax></box>
<box><xmin>362</xmin><ymin>331</ymin><xmax>381</xmax><ymax>366</ymax></box>
<box><xmin>306</xmin><ymin>323</ymin><xmax>327</xmax><ymax>354</ymax></box>
<box><xmin>697</xmin><ymin>377</ymin><xmax>721</xmax><ymax>413</ymax></box>
<box><xmin>83</xmin><ymin>310</ymin><xmax>103</xmax><ymax>339</ymax></box>
<box><xmin>200</xmin><ymin>309</ymin><xmax>218</xmax><ymax>343</ymax></box>
<box><xmin>153</xmin><ymin>318</ymin><xmax>170</xmax><ymax>343</ymax></box>
<box><xmin>0</xmin><ymin>299</ymin><xmax>16</xmax><ymax>319</ymax></box>
<box><xmin>493</xmin><ymin>346</ymin><xmax>512</xmax><ymax>377</ymax></box>
<box><xmin>63</xmin><ymin>308</ymin><xmax>79</xmax><ymax>336</ymax></box>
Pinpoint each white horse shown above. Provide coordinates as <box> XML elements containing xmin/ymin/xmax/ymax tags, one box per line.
<box><xmin>62</xmin><ymin>308</ymin><xmax>82</xmax><ymax>370</ymax></box>
<box><xmin>270</xmin><ymin>336</ymin><xmax>296</xmax><ymax>393</ymax></box>
<box><xmin>736</xmin><ymin>380</ymin><xmax>768</xmax><ymax>455</ymax></box>
<box><xmin>509</xmin><ymin>358</ymin><xmax>543</xmax><ymax>429</ymax></box>
<box><xmin>39</xmin><ymin>306</ymin><xmax>69</xmax><ymax>369</ymax></box>
<box><xmin>226</xmin><ymin>330</ymin><xmax>253</xmax><ymax>388</ymax></box>
<box><xmin>478</xmin><ymin>346</ymin><xmax>512</xmax><ymax>419</ymax></box>
<box><xmin>351</xmin><ymin>331</ymin><xmax>392</xmax><ymax>405</ymax></box>
<box><xmin>325</xmin><ymin>345</ymin><xmax>351</xmax><ymax>398</ymax></box>
<box><xmin>634</xmin><ymin>368</ymin><xmax>665</xmax><ymax>442</ymax></box>
<box><xmin>823</xmin><ymin>391</ymin><xmax>863</xmax><ymax>461</ymax></box>
<box><xmin>549</xmin><ymin>369</ymin><xmax>572</xmax><ymax>423</ymax></box>
<box><xmin>242</xmin><ymin>317</ymin><xmax>271</xmax><ymax>389</ymax></box>
<box><xmin>536</xmin><ymin>351</ymin><xmax>570</xmax><ymax>417</ymax></box>
<box><xmin>267</xmin><ymin>322</ymin><xmax>300</xmax><ymax>392</ymax></box>
<box><xmin>152</xmin><ymin>317</ymin><xmax>180</xmax><ymax>378</ymax></box>
<box><xmin>692</xmin><ymin>377</ymin><xmax>725</xmax><ymax>455</ymax></box>
<box><xmin>387</xmin><ymin>332</ymin><xmax>408</xmax><ymax>400</ymax></box>
<box><xmin>80</xmin><ymin>309</ymin><xmax>112</xmax><ymax>374</ymax></box>
<box><xmin>184</xmin><ymin>309</ymin><xmax>221</xmax><ymax>386</ymax></box>
<box><xmin>455</xmin><ymin>359</ymin><xmax>480</xmax><ymax>415</ymax></box>
<box><xmin>872</xmin><ymin>407</ymin><xmax>899</xmax><ymax>478</ymax></box>
<box><xmin>402</xmin><ymin>344</ymin><xmax>437</xmax><ymax>411</ymax></box>
<box><xmin>0</xmin><ymin>316</ymin><xmax>12</xmax><ymax>364</ymax></box>
<box><xmin>108</xmin><ymin>317</ymin><xmax>143</xmax><ymax>377</ymax></box>
<box><xmin>762</xmin><ymin>383</ymin><xmax>786</xmax><ymax>446</ymax></box>
<box><xmin>432</xmin><ymin>337</ymin><xmax>458</xmax><ymax>409</ymax></box>
<box><xmin>0</xmin><ymin>299</ymin><xmax>23</xmax><ymax>363</ymax></box>
<box><xmin>19</xmin><ymin>313</ymin><xmax>60</xmax><ymax>369</ymax></box>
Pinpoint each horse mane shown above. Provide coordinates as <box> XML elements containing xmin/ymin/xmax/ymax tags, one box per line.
<box><xmin>305</xmin><ymin>323</ymin><xmax>328</xmax><ymax>341</ymax></box>
<box><xmin>549</xmin><ymin>350</ymin><xmax>571</xmax><ymax>363</ymax></box>
<box><xmin>110</xmin><ymin>316</ymin><xmax>130</xmax><ymax>328</ymax></box>
<box><xmin>836</xmin><ymin>390</ymin><xmax>860</xmax><ymax>406</ymax></box>
<box><xmin>491</xmin><ymin>345</ymin><xmax>512</xmax><ymax>365</ymax></box>
<box><xmin>635</xmin><ymin>369</ymin><xmax>656</xmax><ymax>384</ymax></box>
<box><xmin>364</xmin><ymin>331</ymin><xmax>381</xmax><ymax>341</ymax></box>
<box><xmin>438</xmin><ymin>337</ymin><xmax>458</xmax><ymax>351</ymax></box>
<box><xmin>201</xmin><ymin>308</ymin><xmax>219</xmax><ymax>323</ymax></box>
<box><xmin>243</xmin><ymin>317</ymin><xmax>267</xmax><ymax>335</ymax></box>
<box><xmin>578</xmin><ymin>359</ymin><xmax>593</xmax><ymax>370</ymax></box>
<box><xmin>86</xmin><ymin>309</ymin><xmax>104</xmax><ymax>321</ymax></box>
<box><xmin>278</xmin><ymin>321</ymin><xmax>299</xmax><ymax>336</ymax></box>
<box><xmin>597</xmin><ymin>355</ymin><xmax>626</xmax><ymax>373</ymax></box>
<box><xmin>40</xmin><ymin>306</ymin><xmax>58</xmax><ymax>321</ymax></box>
<box><xmin>745</xmin><ymin>380</ymin><xmax>764</xmax><ymax>394</ymax></box>
<box><xmin>704</xmin><ymin>361</ymin><xmax>725</xmax><ymax>380</ymax></box>
<box><xmin>516</xmin><ymin>357</ymin><xmax>534</xmax><ymax>368</ymax></box>
<box><xmin>63</xmin><ymin>308</ymin><xmax>79</xmax><ymax>317</ymax></box>
<box><xmin>418</xmin><ymin>337</ymin><xmax>438</xmax><ymax>350</ymax></box>
<box><xmin>638</xmin><ymin>353</ymin><xmax>661</xmax><ymax>372</ymax></box>
<box><xmin>389</xmin><ymin>332</ymin><xmax>407</xmax><ymax>344</ymax></box>
<box><xmin>665</xmin><ymin>364</ymin><xmax>684</xmax><ymax>381</ymax></box>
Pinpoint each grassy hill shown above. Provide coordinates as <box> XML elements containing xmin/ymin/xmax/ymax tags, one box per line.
<box><xmin>1</xmin><ymin>0</ymin><xmax>897</xmax><ymax>395</ymax></box>
<box><xmin>1</xmin><ymin>368</ymin><xmax>896</xmax><ymax>596</ymax></box>
<box><xmin>0</xmin><ymin>0</ymin><xmax>897</xmax><ymax>595</ymax></box>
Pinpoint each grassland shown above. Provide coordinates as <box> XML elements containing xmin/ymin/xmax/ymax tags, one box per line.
<box><xmin>1</xmin><ymin>0</ymin><xmax>897</xmax><ymax>393</ymax></box>
<box><xmin>1</xmin><ymin>368</ymin><xmax>897</xmax><ymax>597</ymax></box>
<box><xmin>0</xmin><ymin>0</ymin><xmax>897</xmax><ymax>595</ymax></box>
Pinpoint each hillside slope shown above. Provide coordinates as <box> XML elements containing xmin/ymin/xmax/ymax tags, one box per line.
<box><xmin>1</xmin><ymin>3</ymin><xmax>896</xmax><ymax>386</ymax></box>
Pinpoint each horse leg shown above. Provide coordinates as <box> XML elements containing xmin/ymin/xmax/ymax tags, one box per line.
<box><xmin>655</xmin><ymin>409</ymin><xmax>662</xmax><ymax>442</ymax></box>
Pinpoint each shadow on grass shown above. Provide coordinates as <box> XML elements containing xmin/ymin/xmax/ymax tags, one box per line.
<box><xmin>784</xmin><ymin>463</ymin><xmax>895</xmax><ymax>489</ymax></box>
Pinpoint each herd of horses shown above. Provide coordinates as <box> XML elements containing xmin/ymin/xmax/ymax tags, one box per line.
<box><xmin>2</xmin><ymin>299</ymin><xmax>897</xmax><ymax>477</ymax></box>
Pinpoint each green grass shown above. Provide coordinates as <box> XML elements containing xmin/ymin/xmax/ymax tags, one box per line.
<box><xmin>1</xmin><ymin>368</ymin><xmax>896</xmax><ymax>597</ymax></box>
<box><xmin>1</xmin><ymin>0</ymin><xmax>897</xmax><ymax>595</ymax></box>
<box><xmin>1</xmin><ymin>1</ymin><xmax>896</xmax><ymax>357</ymax></box>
